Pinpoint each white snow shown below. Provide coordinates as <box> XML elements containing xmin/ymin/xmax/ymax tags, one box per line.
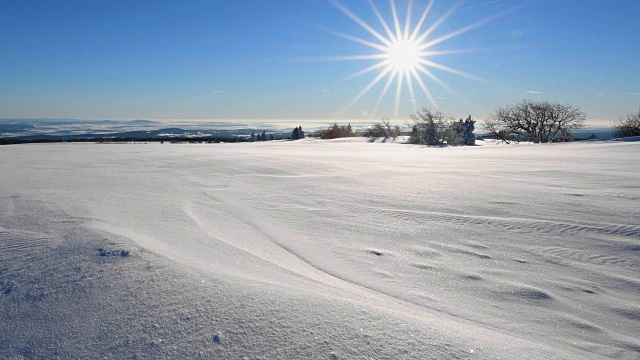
<box><xmin>1</xmin><ymin>138</ymin><xmax>638</xmax><ymax>359</ymax></box>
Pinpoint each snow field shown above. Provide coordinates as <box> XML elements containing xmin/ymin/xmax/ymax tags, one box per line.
<box><xmin>1</xmin><ymin>138</ymin><xmax>638</xmax><ymax>358</ymax></box>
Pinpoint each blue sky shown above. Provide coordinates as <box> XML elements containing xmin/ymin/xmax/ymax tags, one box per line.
<box><xmin>1</xmin><ymin>0</ymin><xmax>638</xmax><ymax>125</ymax></box>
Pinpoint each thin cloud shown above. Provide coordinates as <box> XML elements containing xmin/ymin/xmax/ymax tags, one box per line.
<box><xmin>405</xmin><ymin>99</ymin><xmax>420</xmax><ymax>102</ymax></box>
<box><xmin>595</xmin><ymin>93</ymin><xmax>605</xmax><ymax>96</ymax></box>
<box><xmin>212</xmin><ymin>90</ymin><xmax>225</xmax><ymax>93</ymax></box>
<box><xmin>436</xmin><ymin>96</ymin><xmax>447</xmax><ymax>100</ymax></box>
<box><xmin>527</xmin><ymin>91</ymin><xmax>541</xmax><ymax>94</ymax></box>
<box><xmin>466</xmin><ymin>0</ymin><xmax>503</xmax><ymax>9</ymax></box>
<box><xmin>551</xmin><ymin>81</ymin><xmax>564</xmax><ymax>85</ymax></box>
<box><xmin>490</xmin><ymin>63</ymin><xmax>501</xmax><ymax>67</ymax></box>
<box><xmin>629</xmin><ymin>92</ymin><xmax>640</xmax><ymax>95</ymax></box>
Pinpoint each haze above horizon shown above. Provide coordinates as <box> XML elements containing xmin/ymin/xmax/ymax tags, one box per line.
<box><xmin>1</xmin><ymin>0</ymin><xmax>638</xmax><ymax>126</ymax></box>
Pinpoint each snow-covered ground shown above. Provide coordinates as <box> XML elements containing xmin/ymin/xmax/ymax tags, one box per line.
<box><xmin>1</xmin><ymin>138</ymin><xmax>638</xmax><ymax>359</ymax></box>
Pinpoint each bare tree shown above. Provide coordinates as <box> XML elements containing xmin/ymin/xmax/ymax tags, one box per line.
<box><xmin>484</xmin><ymin>117</ymin><xmax>516</xmax><ymax>143</ymax></box>
<box><xmin>363</xmin><ymin>118</ymin><xmax>401</xmax><ymax>139</ymax></box>
<box><xmin>383</xmin><ymin>118</ymin><xmax>402</xmax><ymax>139</ymax></box>
<box><xmin>612</xmin><ymin>107</ymin><xmax>640</xmax><ymax>138</ymax></box>
<box><xmin>485</xmin><ymin>100</ymin><xmax>586</xmax><ymax>143</ymax></box>
<box><xmin>363</xmin><ymin>122</ymin><xmax>386</xmax><ymax>138</ymax></box>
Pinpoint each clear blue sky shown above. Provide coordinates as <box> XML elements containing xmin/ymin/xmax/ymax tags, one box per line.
<box><xmin>1</xmin><ymin>0</ymin><xmax>638</xmax><ymax>125</ymax></box>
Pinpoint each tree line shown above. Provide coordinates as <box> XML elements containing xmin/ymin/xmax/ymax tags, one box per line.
<box><xmin>331</xmin><ymin>99</ymin><xmax>639</xmax><ymax>145</ymax></box>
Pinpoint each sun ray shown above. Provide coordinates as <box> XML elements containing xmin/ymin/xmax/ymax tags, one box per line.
<box><xmin>418</xmin><ymin>49</ymin><xmax>481</xmax><ymax>57</ymax></box>
<box><xmin>415</xmin><ymin>63</ymin><xmax>459</xmax><ymax>97</ymax></box>
<box><xmin>418</xmin><ymin>58</ymin><xmax>486</xmax><ymax>82</ymax></box>
<box><xmin>410</xmin><ymin>67</ymin><xmax>438</xmax><ymax>109</ymax></box>
<box><xmin>339</xmin><ymin>60</ymin><xmax>390</xmax><ymax>83</ymax></box>
<box><xmin>329</xmin><ymin>0</ymin><xmax>394</xmax><ymax>48</ymax></box>
<box><xmin>340</xmin><ymin>65</ymin><xmax>394</xmax><ymax>115</ymax></box>
<box><xmin>322</xmin><ymin>0</ymin><xmax>500</xmax><ymax>119</ymax></box>
<box><xmin>405</xmin><ymin>70</ymin><xmax>418</xmax><ymax>112</ymax></box>
<box><xmin>403</xmin><ymin>0</ymin><xmax>413</xmax><ymax>41</ymax></box>
<box><xmin>371</xmin><ymin>69</ymin><xmax>398</xmax><ymax>117</ymax></box>
<box><xmin>417</xmin><ymin>65</ymin><xmax>467</xmax><ymax>103</ymax></box>
<box><xmin>321</xmin><ymin>27</ymin><xmax>390</xmax><ymax>52</ymax></box>
<box><xmin>389</xmin><ymin>0</ymin><xmax>403</xmax><ymax>40</ymax></box>
<box><xmin>414</xmin><ymin>3</ymin><xmax>460</xmax><ymax>44</ymax></box>
<box><xmin>300</xmin><ymin>54</ymin><xmax>390</xmax><ymax>62</ymax></box>
<box><xmin>415</xmin><ymin>64</ymin><xmax>472</xmax><ymax>107</ymax></box>
<box><xmin>394</xmin><ymin>69</ymin><xmax>405</xmax><ymax>117</ymax></box>
<box><xmin>410</xmin><ymin>0</ymin><xmax>435</xmax><ymax>41</ymax></box>
<box><xmin>369</xmin><ymin>0</ymin><xmax>397</xmax><ymax>43</ymax></box>
<box><xmin>418</xmin><ymin>12</ymin><xmax>506</xmax><ymax>51</ymax></box>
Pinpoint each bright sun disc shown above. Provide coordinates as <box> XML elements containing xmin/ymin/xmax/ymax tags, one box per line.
<box><xmin>326</xmin><ymin>0</ymin><xmax>499</xmax><ymax>117</ymax></box>
<box><xmin>386</xmin><ymin>40</ymin><xmax>420</xmax><ymax>72</ymax></box>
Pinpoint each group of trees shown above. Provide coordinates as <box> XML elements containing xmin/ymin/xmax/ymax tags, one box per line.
<box><xmin>250</xmin><ymin>126</ymin><xmax>309</xmax><ymax>141</ymax></box>
<box><xmin>291</xmin><ymin>126</ymin><xmax>305</xmax><ymax>140</ymax></box>
<box><xmin>357</xmin><ymin>100</ymin><xmax>590</xmax><ymax>145</ymax></box>
<box><xmin>287</xmin><ymin>100</ymin><xmax>639</xmax><ymax>145</ymax></box>
<box><xmin>250</xmin><ymin>131</ymin><xmax>274</xmax><ymax>142</ymax></box>
<box><xmin>361</xmin><ymin>100</ymin><xmax>640</xmax><ymax>144</ymax></box>
<box><xmin>407</xmin><ymin>109</ymin><xmax>476</xmax><ymax>146</ymax></box>
<box><xmin>319</xmin><ymin>123</ymin><xmax>354</xmax><ymax>139</ymax></box>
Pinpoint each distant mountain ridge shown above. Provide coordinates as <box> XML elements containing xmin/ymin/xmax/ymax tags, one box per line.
<box><xmin>0</xmin><ymin>118</ymin><xmax>161</xmax><ymax>125</ymax></box>
<box><xmin>0</xmin><ymin>118</ymin><xmax>289</xmax><ymax>143</ymax></box>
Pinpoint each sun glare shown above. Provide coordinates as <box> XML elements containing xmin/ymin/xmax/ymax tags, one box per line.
<box><xmin>386</xmin><ymin>39</ymin><xmax>421</xmax><ymax>72</ymax></box>
<box><xmin>325</xmin><ymin>0</ymin><xmax>503</xmax><ymax>118</ymax></box>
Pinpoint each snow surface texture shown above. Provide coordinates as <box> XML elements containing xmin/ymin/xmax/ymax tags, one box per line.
<box><xmin>0</xmin><ymin>138</ymin><xmax>638</xmax><ymax>359</ymax></box>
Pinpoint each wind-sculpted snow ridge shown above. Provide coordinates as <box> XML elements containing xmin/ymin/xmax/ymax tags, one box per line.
<box><xmin>1</xmin><ymin>139</ymin><xmax>639</xmax><ymax>359</ymax></box>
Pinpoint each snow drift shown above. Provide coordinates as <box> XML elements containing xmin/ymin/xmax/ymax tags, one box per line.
<box><xmin>1</xmin><ymin>138</ymin><xmax>638</xmax><ymax>359</ymax></box>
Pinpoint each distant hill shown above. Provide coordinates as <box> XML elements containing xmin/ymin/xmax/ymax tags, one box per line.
<box><xmin>126</xmin><ymin>119</ymin><xmax>159</xmax><ymax>125</ymax></box>
<box><xmin>0</xmin><ymin>118</ymin><xmax>293</xmax><ymax>144</ymax></box>
<box><xmin>0</xmin><ymin>118</ymin><xmax>160</xmax><ymax>125</ymax></box>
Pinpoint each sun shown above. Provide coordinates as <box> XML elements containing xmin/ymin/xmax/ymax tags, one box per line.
<box><xmin>324</xmin><ymin>0</ymin><xmax>503</xmax><ymax>118</ymax></box>
<box><xmin>385</xmin><ymin>39</ymin><xmax>421</xmax><ymax>72</ymax></box>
